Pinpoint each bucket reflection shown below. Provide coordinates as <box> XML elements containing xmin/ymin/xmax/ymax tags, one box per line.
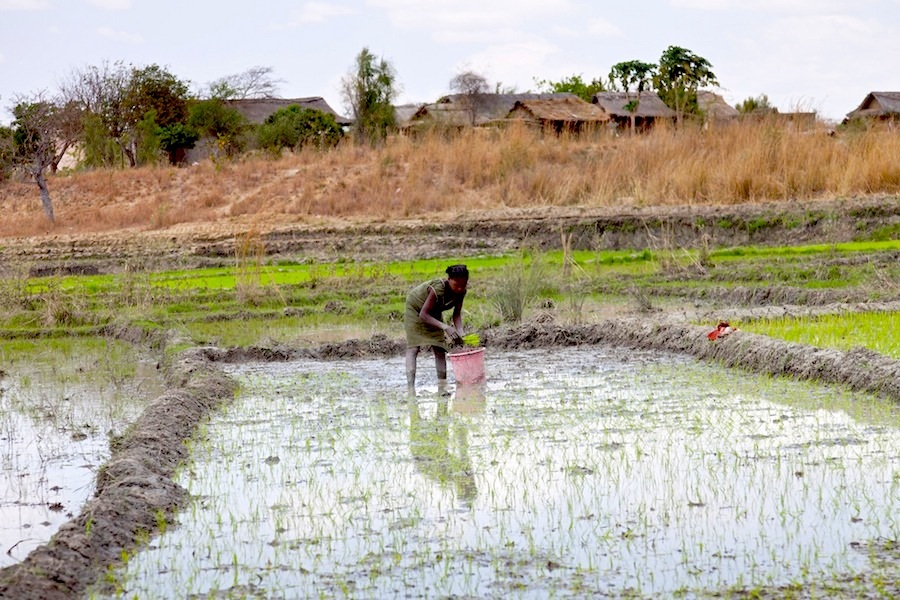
<box><xmin>452</xmin><ymin>382</ymin><xmax>486</xmax><ymax>415</ymax></box>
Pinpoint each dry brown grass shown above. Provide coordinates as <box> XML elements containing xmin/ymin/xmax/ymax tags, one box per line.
<box><xmin>2</xmin><ymin>120</ymin><xmax>899</xmax><ymax>238</ymax></box>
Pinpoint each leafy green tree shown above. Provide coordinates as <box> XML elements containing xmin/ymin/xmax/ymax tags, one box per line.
<box><xmin>135</xmin><ymin>110</ymin><xmax>163</xmax><ymax>165</ymax></box>
<box><xmin>80</xmin><ymin>112</ymin><xmax>122</xmax><ymax>168</ymax></box>
<box><xmin>340</xmin><ymin>47</ymin><xmax>398</xmax><ymax>144</ymax></box>
<box><xmin>10</xmin><ymin>95</ymin><xmax>81</xmax><ymax>222</ymax></box>
<box><xmin>534</xmin><ymin>74</ymin><xmax>606</xmax><ymax>102</ymax></box>
<box><xmin>608</xmin><ymin>60</ymin><xmax>657</xmax><ymax>132</ymax></box>
<box><xmin>655</xmin><ymin>46</ymin><xmax>719</xmax><ymax>126</ymax></box>
<box><xmin>0</xmin><ymin>125</ymin><xmax>15</xmax><ymax>180</ymax></box>
<box><xmin>736</xmin><ymin>94</ymin><xmax>774</xmax><ymax>114</ymax></box>
<box><xmin>125</xmin><ymin>64</ymin><xmax>191</xmax><ymax>128</ymax></box>
<box><xmin>61</xmin><ymin>61</ymin><xmax>192</xmax><ymax>167</ymax></box>
<box><xmin>187</xmin><ymin>99</ymin><xmax>247</xmax><ymax>157</ymax></box>
<box><xmin>158</xmin><ymin>122</ymin><xmax>200</xmax><ymax>165</ymax></box>
<box><xmin>257</xmin><ymin>105</ymin><xmax>342</xmax><ymax>154</ymax></box>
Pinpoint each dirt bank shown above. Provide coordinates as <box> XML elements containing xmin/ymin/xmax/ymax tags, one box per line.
<box><xmin>1</xmin><ymin>197</ymin><xmax>897</xmax><ymax>273</ymax></box>
<box><xmin>0</xmin><ymin>350</ymin><xmax>235</xmax><ymax>600</ymax></box>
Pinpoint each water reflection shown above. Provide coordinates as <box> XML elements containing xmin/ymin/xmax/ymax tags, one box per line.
<box><xmin>408</xmin><ymin>389</ymin><xmax>477</xmax><ymax>506</ymax></box>
<box><xmin>452</xmin><ymin>382</ymin><xmax>486</xmax><ymax>415</ymax></box>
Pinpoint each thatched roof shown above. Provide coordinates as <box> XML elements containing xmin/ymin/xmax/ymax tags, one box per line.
<box><xmin>697</xmin><ymin>91</ymin><xmax>739</xmax><ymax>120</ymax></box>
<box><xmin>845</xmin><ymin>92</ymin><xmax>900</xmax><ymax>120</ymax></box>
<box><xmin>591</xmin><ymin>92</ymin><xmax>676</xmax><ymax>120</ymax></box>
<box><xmin>410</xmin><ymin>93</ymin><xmax>579</xmax><ymax>127</ymax></box>
<box><xmin>508</xmin><ymin>97</ymin><xmax>610</xmax><ymax>123</ymax></box>
<box><xmin>393</xmin><ymin>103</ymin><xmax>424</xmax><ymax>128</ymax></box>
<box><xmin>224</xmin><ymin>97</ymin><xmax>352</xmax><ymax>126</ymax></box>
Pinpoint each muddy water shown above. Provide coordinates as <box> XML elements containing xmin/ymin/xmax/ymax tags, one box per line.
<box><xmin>100</xmin><ymin>348</ymin><xmax>900</xmax><ymax>598</ymax></box>
<box><xmin>0</xmin><ymin>354</ymin><xmax>164</xmax><ymax>568</ymax></box>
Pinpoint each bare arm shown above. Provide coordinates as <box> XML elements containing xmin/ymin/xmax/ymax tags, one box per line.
<box><xmin>419</xmin><ymin>288</ymin><xmax>450</xmax><ymax>331</ymax></box>
<box><xmin>451</xmin><ymin>293</ymin><xmax>465</xmax><ymax>332</ymax></box>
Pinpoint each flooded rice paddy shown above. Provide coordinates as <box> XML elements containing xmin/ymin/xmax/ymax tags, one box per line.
<box><xmin>99</xmin><ymin>347</ymin><xmax>898</xmax><ymax>598</ymax></box>
<box><xmin>0</xmin><ymin>342</ymin><xmax>164</xmax><ymax>567</ymax></box>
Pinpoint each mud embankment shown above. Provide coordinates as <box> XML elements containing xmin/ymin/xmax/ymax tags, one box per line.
<box><xmin>483</xmin><ymin>320</ymin><xmax>900</xmax><ymax>403</ymax></box>
<box><xmin>0</xmin><ymin>351</ymin><xmax>235</xmax><ymax>600</ymax></box>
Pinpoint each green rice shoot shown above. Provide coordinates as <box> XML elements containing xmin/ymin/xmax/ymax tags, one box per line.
<box><xmin>461</xmin><ymin>333</ymin><xmax>481</xmax><ymax>347</ymax></box>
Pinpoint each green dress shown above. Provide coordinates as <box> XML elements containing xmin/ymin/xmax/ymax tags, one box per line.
<box><xmin>405</xmin><ymin>279</ymin><xmax>463</xmax><ymax>350</ymax></box>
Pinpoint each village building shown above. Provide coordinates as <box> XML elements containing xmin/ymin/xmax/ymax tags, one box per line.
<box><xmin>223</xmin><ymin>97</ymin><xmax>351</xmax><ymax>126</ymax></box>
<box><xmin>697</xmin><ymin>91</ymin><xmax>739</xmax><ymax>125</ymax></box>
<box><xmin>591</xmin><ymin>92</ymin><xmax>676</xmax><ymax>131</ymax></box>
<box><xmin>844</xmin><ymin>92</ymin><xmax>900</xmax><ymax>126</ymax></box>
<box><xmin>405</xmin><ymin>93</ymin><xmax>579</xmax><ymax>131</ymax></box>
<box><xmin>506</xmin><ymin>97</ymin><xmax>610</xmax><ymax>134</ymax></box>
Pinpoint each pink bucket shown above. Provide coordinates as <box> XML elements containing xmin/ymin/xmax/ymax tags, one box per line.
<box><xmin>448</xmin><ymin>347</ymin><xmax>486</xmax><ymax>384</ymax></box>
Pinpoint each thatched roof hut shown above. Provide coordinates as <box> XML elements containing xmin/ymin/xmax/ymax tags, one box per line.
<box><xmin>408</xmin><ymin>93</ymin><xmax>579</xmax><ymax>129</ymax></box>
<box><xmin>845</xmin><ymin>92</ymin><xmax>900</xmax><ymax>122</ymax></box>
<box><xmin>224</xmin><ymin>97</ymin><xmax>352</xmax><ymax>126</ymax></box>
<box><xmin>697</xmin><ymin>91</ymin><xmax>739</xmax><ymax>121</ymax></box>
<box><xmin>507</xmin><ymin>97</ymin><xmax>610</xmax><ymax>133</ymax></box>
<box><xmin>591</xmin><ymin>92</ymin><xmax>676</xmax><ymax>130</ymax></box>
<box><xmin>393</xmin><ymin>103</ymin><xmax>424</xmax><ymax>129</ymax></box>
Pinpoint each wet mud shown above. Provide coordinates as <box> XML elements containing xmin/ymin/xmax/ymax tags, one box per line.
<box><xmin>0</xmin><ymin>351</ymin><xmax>235</xmax><ymax>600</ymax></box>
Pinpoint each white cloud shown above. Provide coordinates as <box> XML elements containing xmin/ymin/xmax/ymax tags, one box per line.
<box><xmin>287</xmin><ymin>2</ymin><xmax>354</xmax><ymax>25</ymax></box>
<box><xmin>587</xmin><ymin>17</ymin><xmax>623</xmax><ymax>37</ymax></box>
<box><xmin>96</xmin><ymin>26</ymin><xmax>143</xmax><ymax>43</ymax></box>
<box><xmin>88</xmin><ymin>0</ymin><xmax>132</xmax><ymax>9</ymax></box>
<box><xmin>0</xmin><ymin>0</ymin><xmax>51</xmax><ymax>9</ymax></box>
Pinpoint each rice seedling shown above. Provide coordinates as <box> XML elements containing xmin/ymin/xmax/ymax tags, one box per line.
<box><xmin>740</xmin><ymin>311</ymin><xmax>899</xmax><ymax>358</ymax></box>
<box><xmin>93</xmin><ymin>348</ymin><xmax>900</xmax><ymax>598</ymax></box>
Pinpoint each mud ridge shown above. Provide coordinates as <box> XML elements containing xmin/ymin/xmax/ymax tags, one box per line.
<box><xmin>483</xmin><ymin>320</ymin><xmax>900</xmax><ymax>403</ymax></box>
<box><xmin>201</xmin><ymin>333</ymin><xmax>406</xmax><ymax>363</ymax></box>
<box><xmin>0</xmin><ymin>350</ymin><xmax>236</xmax><ymax>600</ymax></box>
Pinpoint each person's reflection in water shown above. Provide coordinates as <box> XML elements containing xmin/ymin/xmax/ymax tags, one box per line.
<box><xmin>408</xmin><ymin>387</ymin><xmax>477</xmax><ymax>506</ymax></box>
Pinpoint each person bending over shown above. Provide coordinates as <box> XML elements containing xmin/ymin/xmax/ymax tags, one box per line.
<box><xmin>404</xmin><ymin>264</ymin><xmax>468</xmax><ymax>391</ymax></box>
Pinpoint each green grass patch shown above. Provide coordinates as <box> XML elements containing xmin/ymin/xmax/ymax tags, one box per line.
<box><xmin>740</xmin><ymin>311</ymin><xmax>900</xmax><ymax>359</ymax></box>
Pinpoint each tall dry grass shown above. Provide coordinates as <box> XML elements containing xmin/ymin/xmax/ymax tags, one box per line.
<box><xmin>2</xmin><ymin>120</ymin><xmax>899</xmax><ymax>237</ymax></box>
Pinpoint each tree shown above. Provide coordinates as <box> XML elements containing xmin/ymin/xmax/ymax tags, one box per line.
<box><xmin>736</xmin><ymin>94</ymin><xmax>774</xmax><ymax>114</ymax></box>
<box><xmin>158</xmin><ymin>122</ymin><xmax>200</xmax><ymax>165</ymax></box>
<box><xmin>187</xmin><ymin>99</ymin><xmax>248</xmax><ymax>157</ymax></box>
<box><xmin>608</xmin><ymin>60</ymin><xmax>657</xmax><ymax>132</ymax></box>
<box><xmin>125</xmin><ymin>64</ymin><xmax>191</xmax><ymax>129</ymax></box>
<box><xmin>449</xmin><ymin>70</ymin><xmax>490</xmax><ymax>126</ymax></box>
<box><xmin>256</xmin><ymin>105</ymin><xmax>342</xmax><ymax>154</ymax></box>
<box><xmin>341</xmin><ymin>48</ymin><xmax>398</xmax><ymax>144</ymax></box>
<box><xmin>61</xmin><ymin>61</ymin><xmax>192</xmax><ymax>167</ymax></box>
<box><xmin>206</xmin><ymin>66</ymin><xmax>283</xmax><ymax>100</ymax></box>
<box><xmin>534</xmin><ymin>74</ymin><xmax>606</xmax><ymax>102</ymax></box>
<box><xmin>0</xmin><ymin>125</ymin><xmax>15</xmax><ymax>180</ymax></box>
<box><xmin>655</xmin><ymin>46</ymin><xmax>719</xmax><ymax>126</ymax></box>
<box><xmin>60</xmin><ymin>61</ymin><xmax>134</xmax><ymax>167</ymax></box>
<box><xmin>10</xmin><ymin>94</ymin><xmax>80</xmax><ymax>222</ymax></box>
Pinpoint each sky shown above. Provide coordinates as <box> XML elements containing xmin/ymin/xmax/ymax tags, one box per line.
<box><xmin>1</xmin><ymin>0</ymin><xmax>900</xmax><ymax>125</ymax></box>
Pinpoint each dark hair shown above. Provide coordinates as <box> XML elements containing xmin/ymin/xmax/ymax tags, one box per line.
<box><xmin>446</xmin><ymin>264</ymin><xmax>469</xmax><ymax>279</ymax></box>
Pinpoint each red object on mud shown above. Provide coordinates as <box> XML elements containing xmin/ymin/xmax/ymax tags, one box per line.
<box><xmin>707</xmin><ymin>321</ymin><xmax>738</xmax><ymax>341</ymax></box>
<box><xmin>448</xmin><ymin>347</ymin><xmax>486</xmax><ymax>384</ymax></box>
